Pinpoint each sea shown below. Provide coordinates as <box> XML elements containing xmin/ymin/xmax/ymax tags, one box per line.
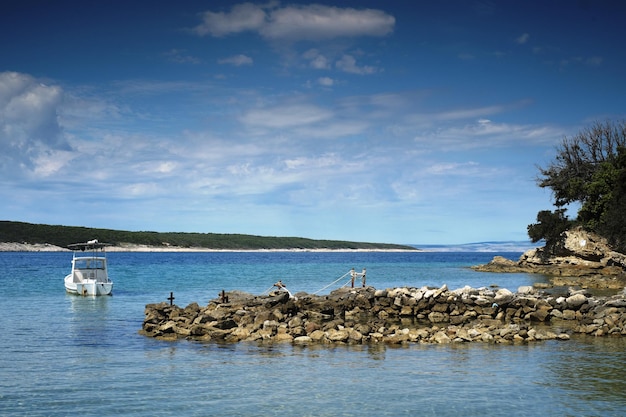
<box><xmin>1</xmin><ymin>250</ymin><xmax>626</xmax><ymax>417</ymax></box>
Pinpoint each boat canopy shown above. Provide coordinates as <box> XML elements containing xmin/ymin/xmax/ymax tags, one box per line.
<box><xmin>67</xmin><ymin>239</ymin><xmax>111</xmax><ymax>251</ymax></box>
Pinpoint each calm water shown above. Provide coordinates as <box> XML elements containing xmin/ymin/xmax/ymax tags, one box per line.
<box><xmin>1</xmin><ymin>251</ymin><xmax>625</xmax><ymax>416</ymax></box>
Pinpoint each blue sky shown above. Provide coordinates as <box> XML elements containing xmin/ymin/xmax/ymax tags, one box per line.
<box><xmin>1</xmin><ymin>1</ymin><xmax>625</xmax><ymax>245</ymax></box>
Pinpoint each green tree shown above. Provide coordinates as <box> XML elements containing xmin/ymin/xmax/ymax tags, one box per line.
<box><xmin>597</xmin><ymin>146</ymin><xmax>626</xmax><ymax>251</ymax></box>
<box><xmin>527</xmin><ymin>209</ymin><xmax>571</xmax><ymax>247</ymax></box>
<box><xmin>531</xmin><ymin>120</ymin><xmax>626</xmax><ymax>252</ymax></box>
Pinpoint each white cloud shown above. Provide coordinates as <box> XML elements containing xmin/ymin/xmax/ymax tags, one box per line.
<box><xmin>218</xmin><ymin>54</ymin><xmax>254</xmax><ymax>66</ymax></box>
<box><xmin>586</xmin><ymin>56</ymin><xmax>603</xmax><ymax>66</ymax></box>
<box><xmin>193</xmin><ymin>3</ymin><xmax>395</xmax><ymax>42</ymax></box>
<box><xmin>426</xmin><ymin>161</ymin><xmax>480</xmax><ymax>175</ymax></box>
<box><xmin>516</xmin><ymin>33</ymin><xmax>530</xmax><ymax>44</ymax></box>
<box><xmin>318</xmin><ymin>77</ymin><xmax>334</xmax><ymax>86</ymax></box>
<box><xmin>262</xmin><ymin>4</ymin><xmax>395</xmax><ymax>41</ymax></box>
<box><xmin>303</xmin><ymin>49</ymin><xmax>331</xmax><ymax>69</ymax></box>
<box><xmin>164</xmin><ymin>49</ymin><xmax>201</xmax><ymax>64</ymax></box>
<box><xmin>0</xmin><ymin>71</ymin><xmax>68</xmax><ymax>176</ymax></box>
<box><xmin>409</xmin><ymin>104</ymin><xmax>506</xmax><ymax>124</ymax></box>
<box><xmin>32</xmin><ymin>149</ymin><xmax>74</xmax><ymax>177</ymax></box>
<box><xmin>193</xmin><ymin>3</ymin><xmax>266</xmax><ymax>37</ymax></box>
<box><xmin>336</xmin><ymin>54</ymin><xmax>378</xmax><ymax>74</ymax></box>
<box><xmin>291</xmin><ymin>120</ymin><xmax>369</xmax><ymax>139</ymax></box>
<box><xmin>0</xmin><ymin>71</ymin><xmax>560</xmax><ymax>243</ymax></box>
<box><xmin>120</xmin><ymin>182</ymin><xmax>162</xmax><ymax>198</ymax></box>
<box><xmin>558</xmin><ymin>55</ymin><xmax>605</xmax><ymax>70</ymax></box>
<box><xmin>458</xmin><ymin>53</ymin><xmax>475</xmax><ymax>60</ymax></box>
<box><xmin>240</xmin><ymin>103</ymin><xmax>332</xmax><ymax>128</ymax></box>
<box><xmin>412</xmin><ymin>119</ymin><xmax>565</xmax><ymax>151</ymax></box>
<box><xmin>284</xmin><ymin>153</ymin><xmax>342</xmax><ymax>171</ymax></box>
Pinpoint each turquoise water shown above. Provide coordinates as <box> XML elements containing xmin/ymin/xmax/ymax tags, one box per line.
<box><xmin>1</xmin><ymin>251</ymin><xmax>625</xmax><ymax>416</ymax></box>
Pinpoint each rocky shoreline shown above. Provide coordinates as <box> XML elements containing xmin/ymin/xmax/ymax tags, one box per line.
<box><xmin>139</xmin><ymin>284</ymin><xmax>626</xmax><ymax>345</ymax></box>
<box><xmin>472</xmin><ymin>228</ymin><xmax>626</xmax><ymax>289</ymax></box>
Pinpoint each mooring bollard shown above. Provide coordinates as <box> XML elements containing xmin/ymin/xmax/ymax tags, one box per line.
<box><xmin>349</xmin><ymin>268</ymin><xmax>367</xmax><ymax>288</ymax></box>
<box><xmin>168</xmin><ymin>291</ymin><xmax>175</xmax><ymax>306</ymax></box>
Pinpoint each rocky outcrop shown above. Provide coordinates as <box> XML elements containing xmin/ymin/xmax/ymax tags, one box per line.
<box><xmin>139</xmin><ymin>284</ymin><xmax>626</xmax><ymax>345</ymax></box>
<box><xmin>472</xmin><ymin>228</ymin><xmax>626</xmax><ymax>288</ymax></box>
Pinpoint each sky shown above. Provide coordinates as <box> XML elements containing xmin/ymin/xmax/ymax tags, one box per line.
<box><xmin>1</xmin><ymin>1</ymin><xmax>625</xmax><ymax>245</ymax></box>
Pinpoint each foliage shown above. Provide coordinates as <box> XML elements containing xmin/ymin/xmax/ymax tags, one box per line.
<box><xmin>536</xmin><ymin>120</ymin><xmax>626</xmax><ymax>207</ymax></box>
<box><xmin>532</xmin><ymin>120</ymin><xmax>626</xmax><ymax>252</ymax></box>
<box><xmin>596</xmin><ymin>145</ymin><xmax>626</xmax><ymax>251</ymax></box>
<box><xmin>527</xmin><ymin>209</ymin><xmax>572</xmax><ymax>247</ymax></box>
<box><xmin>0</xmin><ymin>221</ymin><xmax>416</xmax><ymax>251</ymax></box>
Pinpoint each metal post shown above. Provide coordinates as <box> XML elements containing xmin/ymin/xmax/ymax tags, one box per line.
<box><xmin>168</xmin><ymin>291</ymin><xmax>175</xmax><ymax>306</ymax></box>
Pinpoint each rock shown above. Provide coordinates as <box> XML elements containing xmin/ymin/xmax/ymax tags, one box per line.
<box><xmin>215</xmin><ymin>318</ymin><xmax>238</xmax><ymax>330</ymax></box>
<box><xmin>294</xmin><ymin>336</ymin><xmax>312</xmax><ymax>344</ymax></box>
<box><xmin>327</xmin><ymin>329</ymin><xmax>350</xmax><ymax>342</ymax></box>
<box><xmin>428</xmin><ymin>312</ymin><xmax>447</xmax><ymax>323</ymax></box>
<box><xmin>494</xmin><ymin>289</ymin><xmax>515</xmax><ymax>305</ymax></box>
<box><xmin>400</xmin><ymin>306</ymin><xmax>413</xmax><ymax>316</ymax></box>
<box><xmin>140</xmin><ymin>283</ymin><xmax>626</xmax><ymax>346</ymax></box>
<box><xmin>309</xmin><ymin>330</ymin><xmax>326</xmax><ymax>342</ymax></box>
<box><xmin>518</xmin><ymin>286</ymin><xmax>534</xmax><ymax>294</ymax></box>
<box><xmin>562</xmin><ymin>310</ymin><xmax>577</xmax><ymax>320</ymax></box>
<box><xmin>472</xmin><ymin>256</ymin><xmax>519</xmax><ymax>272</ymax></box>
<box><xmin>566</xmin><ymin>293</ymin><xmax>588</xmax><ymax>309</ymax></box>
<box><xmin>433</xmin><ymin>331</ymin><xmax>451</xmax><ymax>344</ymax></box>
<box><xmin>472</xmin><ymin>228</ymin><xmax>626</xmax><ymax>288</ymax></box>
<box><xmin>529</xmin><ymin>306</ymin><xmax>551</xmax><ymax>322</ymax></box>
<box><xmin>225</xmin><ymin>327</ymin><xmax>247</xmax><ymax>341</ymax></box>
<box><xmin>473</xmin><ymin>297</ymin><xmax>493</xmax><ymax>306</ymax></box>
<box><xmin>159</xmin><ymin>320</ymin><xmax>177</xmax><ymax>333</ymax></box>
<box><xmin>274</xmin><ymin>333</ymin><xmax>294</xmax><ymax>343</ymax></box>
<box><xmin>349</xmin><ymin>329</ymin><xmax>363</xmax><ymax>343</ymax></box>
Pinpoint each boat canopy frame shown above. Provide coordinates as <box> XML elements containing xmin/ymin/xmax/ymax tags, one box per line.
<box><xmin>67</xmin><ymin>240</ymin><xmax>111</xmax><ymax>252</ymax></box>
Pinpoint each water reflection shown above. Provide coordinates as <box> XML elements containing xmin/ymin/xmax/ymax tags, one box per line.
<box><xmin>67</xmin><ymin>295</ymin><xmax>113</xmax><ymax>347</ymax></box>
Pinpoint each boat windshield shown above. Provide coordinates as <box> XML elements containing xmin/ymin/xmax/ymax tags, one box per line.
<box><xmin>74</xmin><ymin>258</ymin><xmax>106</xmax><ymax>270</ymax></box>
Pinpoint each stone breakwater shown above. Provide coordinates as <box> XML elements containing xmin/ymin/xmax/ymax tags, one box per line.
<box><xmin>139</xmin><ymin>285</ymin><xmax>626</xmax><ymax>345</ymax></box>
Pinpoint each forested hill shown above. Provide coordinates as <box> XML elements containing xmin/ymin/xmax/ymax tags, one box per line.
<box><xmin>0</xmin><ymin>221</ymin><xmax>417</xmax><ymax>251</ymax></box>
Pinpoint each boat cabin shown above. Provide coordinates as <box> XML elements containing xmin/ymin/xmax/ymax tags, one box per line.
<box><xmin>71</xmin><ymin>255</ymin><xmax>108</xmax><ymax>283</ymax></box>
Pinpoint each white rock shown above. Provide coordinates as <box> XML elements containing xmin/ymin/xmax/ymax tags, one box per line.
<box><xmin>566</xmin><ymin>293</ymin><xmax>588</xmax><ymax>308</ymax></box>
<box><xmin>517</xmin><ymin>286</ymin><xmax>534</xmax><ymax>294</ymax></box>
<box><xmin>293</xmin><ymin>336</ymin><xmax>312</xmax><ymax>344</ymax></box>
<box><xmin>494</xmin><ymin>288</ymin><xmax>515</xmax><ymax>304</ymax></box>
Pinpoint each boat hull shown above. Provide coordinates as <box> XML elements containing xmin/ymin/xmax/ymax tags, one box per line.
<box><xmin>64</xmin><ymin>274</ymin><xmax>113</xmax><ymax>296</ymax></box>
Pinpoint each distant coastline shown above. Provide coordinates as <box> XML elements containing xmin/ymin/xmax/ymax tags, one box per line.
<box><xmin>0</xmin><ymin>220</ymin><xmax>537</xmax><ymax>253</ymax></box>
<box><xmin>0</xmin><ymin>220</ymin><xmax>417</xmax><ymax>252</ymax></box>
<box><xmin>0</xmin><ymin>241</ymin><xmax>538</xmax><ymax>253</ymax></box>
<box><xmin>0</xmin><ymin>242</ymin><xmax>419</xmax><ymax>253</ymax></box>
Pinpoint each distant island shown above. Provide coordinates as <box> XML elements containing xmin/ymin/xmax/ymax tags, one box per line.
<box><xmin>0</xmin><ymin>220</ymin><xmax>417</xmax><ymax>251</ymax></box>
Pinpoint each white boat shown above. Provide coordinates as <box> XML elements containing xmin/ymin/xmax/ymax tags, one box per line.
<box><xmin>64</xmin><ymin>240</ymin><xmax>113</xmax><ymax>296</ymax></box>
